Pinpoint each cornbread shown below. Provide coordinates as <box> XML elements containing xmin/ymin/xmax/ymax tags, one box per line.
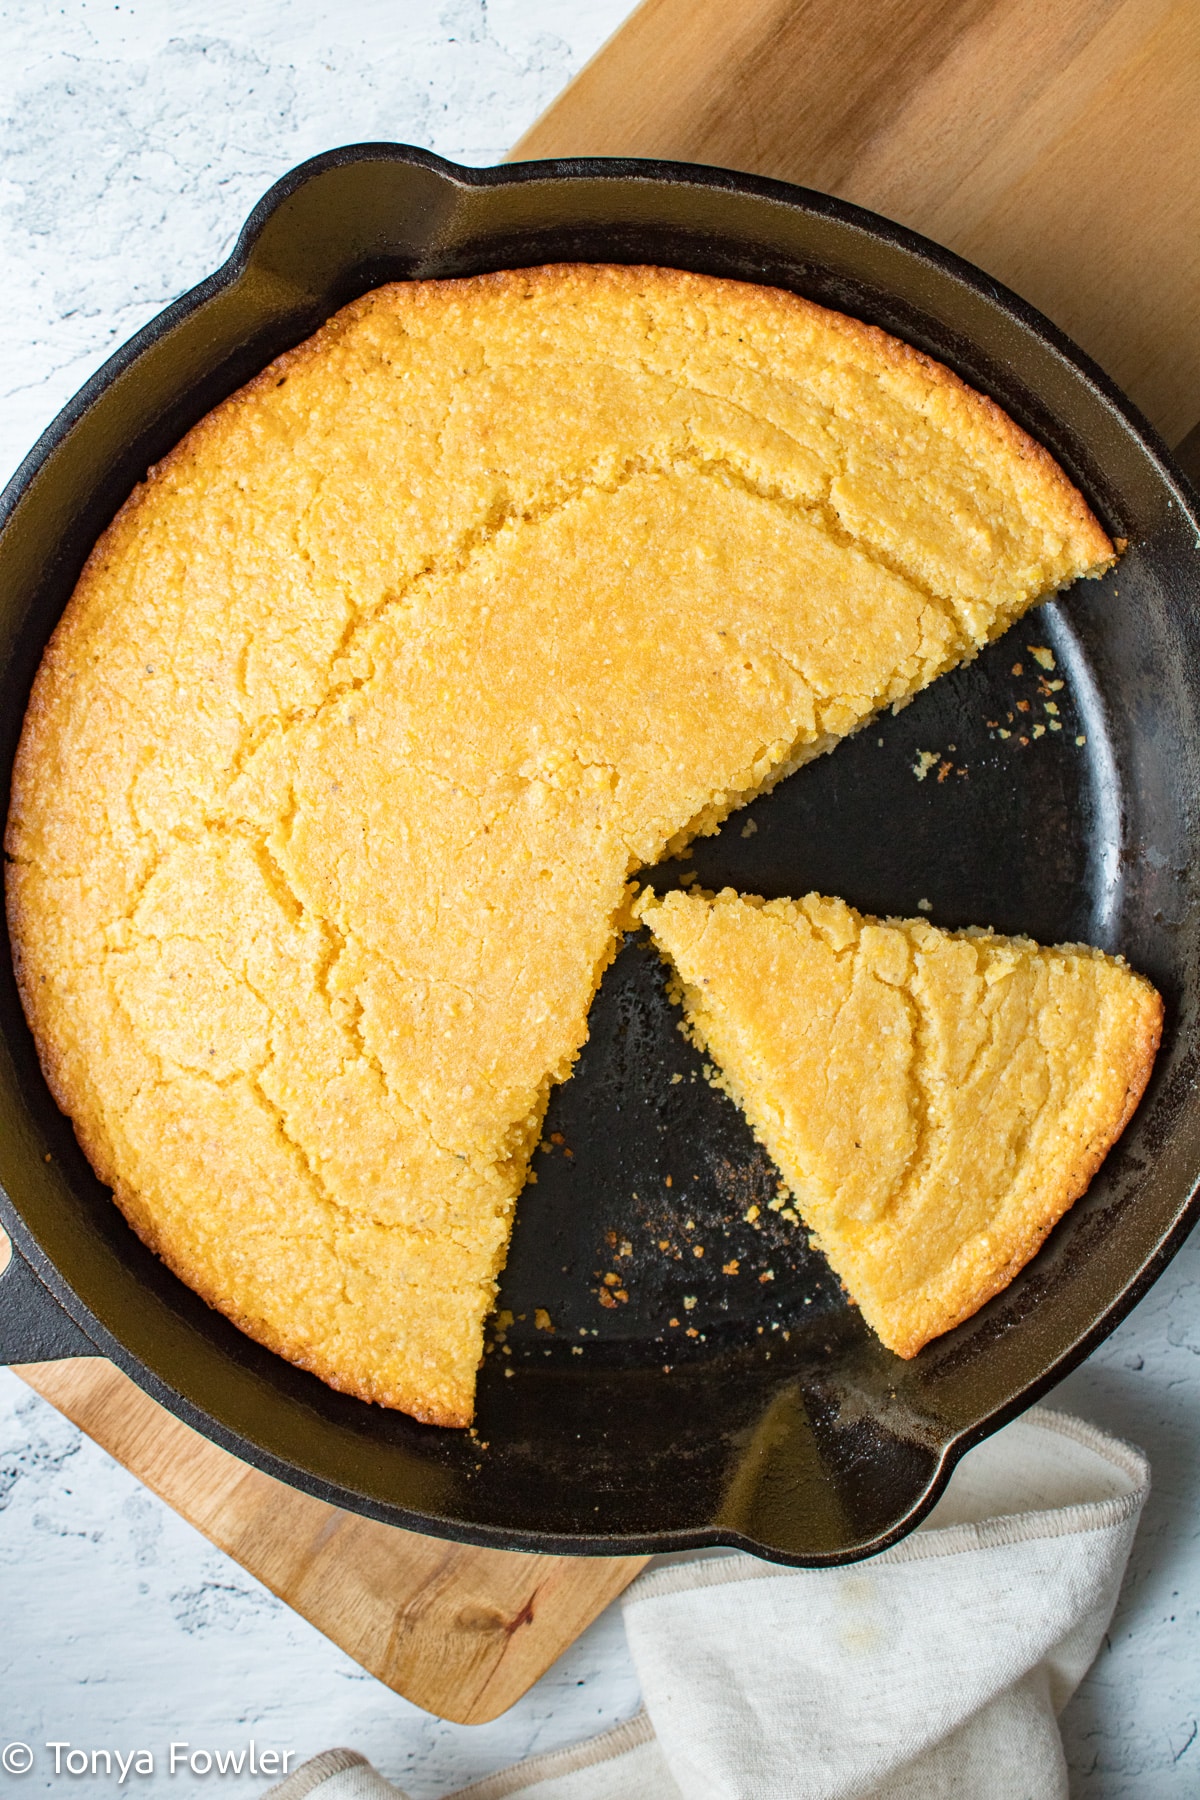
<box><xmin>637</xmin><ymin>886</ymin><xmax>1162</xmax><ymax>1356</ymax></box>
<box><xmin>7</xmin><ymin>265</ymin><xmax>1115</xmax><ymax>1423</ymax></box>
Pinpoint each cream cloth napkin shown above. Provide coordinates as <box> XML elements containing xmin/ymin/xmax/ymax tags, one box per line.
<box><xmin>264</xmin><ymin>1407</ymin><xmax>1147</xmax><ymax>1800</ymax></box>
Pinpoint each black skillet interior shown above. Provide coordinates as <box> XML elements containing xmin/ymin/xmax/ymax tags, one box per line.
<box><xmin>1</xmin><ymin>146</ymin><xmax>1199</xmax><ymax>1564</ymax></box>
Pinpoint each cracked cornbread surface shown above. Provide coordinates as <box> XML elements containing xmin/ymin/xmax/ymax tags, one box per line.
<box><xmin>7</xmin><ymin>265</ymin><xmax>1115</xmax><ymax>1423</ymax></box>
<box><xmin>638</xmin><ymin>887</ymin><xmax>1161</xmax><ymax>1356</ymax></box>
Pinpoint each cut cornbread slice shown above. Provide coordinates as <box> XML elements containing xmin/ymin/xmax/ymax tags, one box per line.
<box><xmin>637</xmin><ymin>886</ymin><xmax>1161</xmax><ymax>1356</ymax></box>
<box><xmin>7</xmin><ymin>265</ymin><xmax>1115</xmax><ymax>1423</ymax></box>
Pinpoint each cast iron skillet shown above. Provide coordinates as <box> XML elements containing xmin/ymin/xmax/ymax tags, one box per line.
<box><xmin>1</xmin><ymin>146</ymin><xmax>1198</xmax><ymax>1566</ymax></box>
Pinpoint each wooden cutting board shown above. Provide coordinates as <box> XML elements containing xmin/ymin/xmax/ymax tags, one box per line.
<box><xmin>5</xmin><ymin>0</ymin><xmax>1199</xmax><ymax>1728</ymax></box>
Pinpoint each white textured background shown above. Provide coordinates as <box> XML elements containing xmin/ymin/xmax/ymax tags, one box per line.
<box><xmin>0</xmin><ymin>3</ymin><xmax>1197</xmax><ymax>1795</ymax></box>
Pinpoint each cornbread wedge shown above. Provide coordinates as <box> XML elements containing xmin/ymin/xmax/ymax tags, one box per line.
<box><xmin>7</xmin><ymin>265</ymin><xmax>1115</xmax><ymax>1422</ymax></box>
<box><xmin>637</xmin><ymin>886</ymin><xmax>1162</xmax><ymax>1357</ymax></box>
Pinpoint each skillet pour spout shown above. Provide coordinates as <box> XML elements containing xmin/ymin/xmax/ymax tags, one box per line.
<box><xmin>1</xmin><ymin>144</ymin><xmax>1198</xmax><ymax>1565</ymax></box>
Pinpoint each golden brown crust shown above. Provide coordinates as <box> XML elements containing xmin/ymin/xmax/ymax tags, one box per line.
<box><xmin>50</xmin><ymin>266</ymin><xmax>1111</xmax><ymax>617</ymax></box>
<box><xmin>8</xmin><ymin>264</ymin><xmax>1117</xmax><ymax>1420</ymax></box>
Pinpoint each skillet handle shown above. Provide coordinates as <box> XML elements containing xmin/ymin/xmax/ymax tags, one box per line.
<box><xmin>0</xmin><ymin>1232</ymin><xmax>99</xmax><ymax>1363</ymax></box>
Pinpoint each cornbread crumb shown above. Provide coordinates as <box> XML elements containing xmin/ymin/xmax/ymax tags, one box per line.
<box><xmin>7</xmin><ymin>265</ymin><xmax>1114</xmax><ymax>1424</ymax></box>
<box><xmin>638</xmin><ymin>886</ymin><xmax>1161</xmax><ymax>1357</ymax></box>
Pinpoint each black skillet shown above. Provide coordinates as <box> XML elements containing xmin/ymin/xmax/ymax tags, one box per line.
<box><xmin>1</xmin><ymin>146</ymin><xmax>1199</xmax><ymax>1566</ymax></box>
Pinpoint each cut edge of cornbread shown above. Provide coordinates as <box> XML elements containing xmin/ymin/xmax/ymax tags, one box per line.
<box><xmin>636</xmin><ymin>885</ymin><xmax>1163</xmax><ymax>1358</ymax></box>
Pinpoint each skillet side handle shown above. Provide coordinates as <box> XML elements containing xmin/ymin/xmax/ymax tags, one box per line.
<box><xmin>0</xmin><ymin>1232</ymin><xmax>99</xmax><ymax>1363</ymax></box>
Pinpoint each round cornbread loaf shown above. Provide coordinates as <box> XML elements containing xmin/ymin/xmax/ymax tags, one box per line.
<box><xmin>6</xmin><ymin>266</ymin><xmax>1114</xmax><ymax>1425</ymax></box>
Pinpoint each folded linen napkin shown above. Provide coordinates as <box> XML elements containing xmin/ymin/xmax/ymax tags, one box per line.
<box><xmin>263</xmin><ymin>1407</ymin><xmax>1147</xmax><ymax>1800</ymax></box>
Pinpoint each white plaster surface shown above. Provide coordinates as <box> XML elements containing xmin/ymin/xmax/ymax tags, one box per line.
<box><xmin>0</xmin><ymin>3</ymin><xmax>1197</xmax><ymax>1796</ymax></box>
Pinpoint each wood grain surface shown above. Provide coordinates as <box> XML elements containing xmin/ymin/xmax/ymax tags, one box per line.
<box><xmin>4</xmin><ymin>0</ymin><xmax>1199</xmax><ymax>1726</ymax></box>
<box><xmin>8</xmin><ymin>1336</ymin><xmax>645</xmax><ymax>1727</ymax></box>
<box><xmin>515</xmin><ymin>0</ymin><xmax>1200</xmax><ymax>449</ymax></box>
